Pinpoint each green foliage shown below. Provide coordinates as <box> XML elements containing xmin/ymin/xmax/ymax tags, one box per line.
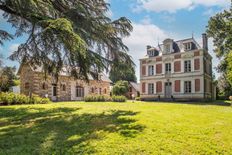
<box><xmin>112</xmin><ymin>95</ymin><xmax>127</xmax><ymax>102</ymax></box>
<box><xmin>109</xmin><ymin>51</ymin><xmax>136</xmax><ymax>83</ymax></box>
<box><xmin>0</xmin><ymin>92</ymin><xmax>50</xmax><ymax>105</ymax></box>
<box><xmin>207</xmin><ymin>2</ymin><xmax>232</xmax><ymax>96</ymax></box>
<box><xmin>112</xmin><ymin>80</ymin><xmax>129</xmax><ymax>96</ymax></box>
<box><xmin>0</xmin><ymin>0</ymin><xmax>133</xmax><ymax>81</ymax></box>
<box><xmin>84</xmin><ymin>95</ymin><xmax>112</xmax><ymax>102</ymax></box>
<box><xmin>0</xmin><ymin>66</ymin><xmax>18</xmax><ymax>92</ymax></box>
<box><xmin>135</xmin><ymin>97</ymin><xmax>141</xmax><ymax>101</ymax></box>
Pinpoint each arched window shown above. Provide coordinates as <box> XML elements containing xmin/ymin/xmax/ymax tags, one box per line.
<box><xmin>91</xmin><ymin>87</ymin><xmax>95</xmax><ymax>93</ymax></box>
<box><xmin>60</xmin><ymin>83</ymin><xmax>66</xmax><ymax>91</ymax></box>
<box><xmin>42</xmin><ymin>82</ymin><xmax>48</xmax><ymax>90</ymax></box>
<box><xmin>104</xmin><ymin>88</ymin><xmax>107</xmax><ymax>94</ymax></box>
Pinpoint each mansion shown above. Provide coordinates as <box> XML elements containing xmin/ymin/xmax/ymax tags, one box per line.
<box><xmin>140</xmin><ymin>34</ymin><xmax>215</xmax><ymax>101</ymax></box>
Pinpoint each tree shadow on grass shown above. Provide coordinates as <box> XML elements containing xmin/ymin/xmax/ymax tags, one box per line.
<box><xmin>0</xmin><ymin>107</ymin><xmax>145</xmax><ymax>154</ymax></box>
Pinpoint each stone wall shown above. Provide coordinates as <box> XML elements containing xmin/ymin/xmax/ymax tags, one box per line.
<box><xmin>19</xmin><ymin>65</ymin><xmax>111</xmax><ymax>101</ymax></box>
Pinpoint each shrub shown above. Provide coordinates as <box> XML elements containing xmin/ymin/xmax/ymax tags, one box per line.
<box><xmin>112</xmin><ymin>95</ymin><xmax>127</xmax><ymax>102</ymax></box>
<box><xmin>135</xmin><ymin>97</ymin><xmax>141</xmax><ymax>101</ymax></box>
<box><xmin>84</xmin><ymin>95</ymin><xmax>112</xmax><ymax>102</ymax></box>
<box><xmin>112</xmin><ymin>81</ymin><xmax>129</xmax><ymax>96</ymax></box>
<box><xmin>0</xmin><ymin>92</ymin><xmax>50</xmax><ymax>105</ymax></box>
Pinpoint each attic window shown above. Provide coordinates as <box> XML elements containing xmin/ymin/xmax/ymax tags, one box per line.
<box><xmin>164</xmin><ymin>44</ymin><xmax>171</xmax><ymax>53</ymax></box>
<box><xmin>184</xmin><ymin>42</ymin><xmax>192</xmax><ymax>51</ymax></box>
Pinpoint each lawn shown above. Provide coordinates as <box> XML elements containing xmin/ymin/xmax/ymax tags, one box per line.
<box><xmin>0</xmin><ymin>101</ymin><xmax>232</xmax><ymax>155</ymax></box>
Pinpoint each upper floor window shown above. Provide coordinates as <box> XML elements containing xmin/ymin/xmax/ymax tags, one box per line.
<box><xmin>184</xmin><ymin>81</ymin><xmax>191</xmax><ymax>93</ymax></box>
<box><xmin>148</xmin><ymin>83</ymin><xmax>154</xmax><ymax>94</ymax></box>
<box><xmin>184</xmin><ymin>60</ymin><xmax>191</xmax><ymax>72</ymax></box>
<box><xmin>165</xmin><ymin>63</ymin><xmax>171</xmax><ymax>74</ymax></box>
<box><xmin>184</xmin><ymin>42</ymin><xmax>192</xmax><ymax>51</ymax></box>
<box><xmin>148</xmin><ymin>65</ymin><xmax>154</xmax><ymax>76</ymax></box>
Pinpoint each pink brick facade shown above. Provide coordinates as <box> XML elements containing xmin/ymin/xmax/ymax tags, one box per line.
<box><xmin>140</xmin><ymin>35</ymin><xmax>214</xmax><ymax>101</ymax></box>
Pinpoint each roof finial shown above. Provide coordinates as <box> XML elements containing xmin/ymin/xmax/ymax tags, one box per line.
<box><xmin>192</xmin><ymin>31</ymin><xmax>194</xmax><ymax>38</ymax></box>
<box><xmin>157</xmin><ymin>37</ymin><xmax>160</xmax><ymax>46</ymax></box>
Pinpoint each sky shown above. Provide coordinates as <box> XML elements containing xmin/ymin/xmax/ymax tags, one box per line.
<box><xmin>0</xmin><ymin>0</ymin><xmax>231</xmax><ymax>80</ymax></box>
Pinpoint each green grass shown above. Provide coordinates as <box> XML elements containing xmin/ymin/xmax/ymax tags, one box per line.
<box><xmin>0</xmin><ymin>101</ymin><xmax>232</xmax><ymax>154</ymax></box>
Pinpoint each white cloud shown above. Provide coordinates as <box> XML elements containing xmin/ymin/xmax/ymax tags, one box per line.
<box><xmin>134</xmin><ymin>0</ymin><xmax>230</xmax><ymax>13</ymax></box>
<box><xmin>124</xmin><ymin>22</ymin><xmax>168</xmax><ymax>80</ymax></box>
<box><xmin>8</xmin><ymin>43</ymin><xmax>20</xmax><ymax>56</ymax></box>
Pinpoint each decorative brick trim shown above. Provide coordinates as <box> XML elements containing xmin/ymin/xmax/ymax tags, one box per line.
<box><xmin>142</xmin><ymin>82</ymin><xmax>146</xmax><ymax>93</ymax></box>
<box><xmin>142</xmin><ymin>66</ymin><xmax>146</xmax><ymax>76</ymax></box>
<box><xmin>156</xmin><ymin>64</ymin><xmax>162</xmax><ymax>74</ymax></box>
<box><xmin>195</xmin><ymin>79</ymin><xmax>200</xmax><ymax>92</ymax></box>
<box><xmin>156</xmin><ymin>57</ymin><xmax>162</xmax><ymax>62</ymax></box>
<box><xmin>174</xmin><ymin>54</ymin><xmax>181</xmax><ymax>59</ymax></box>
<box><xmin>194</xmin><ymin>51</ymin><xmax>200</xmax><ymax>56</ymax></box>
<box><xmin>174</xmin><ymin>61</ymin><xmax>181</xmax><ymax>72</ymax></box>
<box><xmin>194</xmin><ymin>58</ymin><xmax>200</xmax><ymax>70</ymax></box>
<box><xmin>156</xmin><ymin>81</ymin><xmax>162</xmax><ymax>93</ymax></box>
<box><xmin>174</xmin><ymin>80</ymin><xmax>181</xmax><ymax>92</ymax></box>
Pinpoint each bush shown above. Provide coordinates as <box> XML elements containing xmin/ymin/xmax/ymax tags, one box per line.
<box><xmin>135</xmin><ymin>97</ymin><xmax>141</xmax><ymax>101</ymax></box>
<box><xmin>0</xmin><ymin>92</ymin><xmax>50</xmax><ymax>105</ymax></box>
<box><xmin>112</xmin><ymin>81</ymin><xmax>129</xmax><ymax>96</ymax></box>
<box><xmin>112</xmin><ymin>95</ymin><xmax>127</xmax><ymax>102</ymax></box>
<box><xmin>84</xmin><ymin>95</ymin><xmax>112</xmax><ymax>102</ymax></box>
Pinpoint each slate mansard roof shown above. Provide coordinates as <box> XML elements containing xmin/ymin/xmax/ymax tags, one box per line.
<box><xmin>143</xmin><ymin>37</ymin><xmax>201</xmax><ymax>59</ymax></box>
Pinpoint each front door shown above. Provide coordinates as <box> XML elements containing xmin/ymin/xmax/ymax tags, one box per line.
<box><xmin>165</xmin><ymin>82</ymin><xmax>172</xmax><ymax>98</ymax></box>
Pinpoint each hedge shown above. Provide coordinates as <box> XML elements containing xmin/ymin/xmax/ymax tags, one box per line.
<box><xmin>0</xmin><ymin>92</ymin><xmax>50</xmax><ymax>105</ymax></box>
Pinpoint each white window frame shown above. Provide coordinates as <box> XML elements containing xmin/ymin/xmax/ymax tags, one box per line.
<box><xmin>165</xmin><ymin>63</ymin><xmax>171</xmax><ymax>74</ymax></box>
<box><xmin>165</xmin><ymin>44</ymin><xmax>171</xmax><ymax>53</ymax></box>
<box><xmin>184</xmin><ymin>60</ymin><xmax>191</xmax><ymax>72</ymax></box>
<box><xmin>184</xmin><ymin>81</ymin><xmax>191</xmax><ymax>93</ymax></box>
<box><xmin>76</xmin><ymin>86</ymin><xmax>84</xmax><ymax>97</ymax></box>
<box><xmin>148</xmin><ymin>65</ymin><xmax>154</xmax><ymax>76</ymax></box>
<box><xmin>148</xmin><ymin>83</ymin><xmax>154</xmax><ymax>94</ymax></box>
<box><xmin>185</xmin><ymin>42</ymin><xmax>192</xmax><ymax>51</ymax></box>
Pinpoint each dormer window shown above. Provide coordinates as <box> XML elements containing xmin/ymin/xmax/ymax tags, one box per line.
<box><xmin>164</xmin><ymin>44</ymin><xmax>171</xmax><ymax>53</ymax></box>
<box><xmin>184</xmin><ymin>42</ymin><xmax>192</xmax><ymax>51</ymax></box>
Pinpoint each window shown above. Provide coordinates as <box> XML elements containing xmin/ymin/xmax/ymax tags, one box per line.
<box><xmin>184</xmin><ymin>60</ymin><xmax>191</xmax><ymax>72</ymax></box>
<box><xmin>91</xmin><ymin>87</ymin><xmax>95</xmax><ymax>93</ymax></box>
<box><xmin>184</xmin><ymin>81</ymin><xmax>191</xmax><ymax>93</ymax></box>
<box><xmin>148</xmin><ymin>83</ymin><xmax>154</xmax><ymax>94</ymax></box>
<box><xmin>148</xmin><ymin>65</ymin><xmax>154</xmax><ymax>76</ymax></box>
<box><xmin>99</xmin><ymin>88</ymin><xmax>102</xmax><ymax>95</ymax></box>
<box><xmin>104</xmin><ymin>88</ymin><xmax>107</xmax><ymax>94</ymax></box>
<box><xmin>76</xmin><ymin>86</ymin><xmax>84</xmax><ymax>97</ymax></box>
<box><xmin>165</xmin><ymin>44</ymin><xmax>171</xmax><ymax>53</ymax></box>
<box><xmin>165</xmin><ymin>63</ymin><xmax>171</xmax><ymax>74</ymax></box>
<box><xmin>42</xmin><ymin>82</ymin><xmax>47</xmax><ymax>90</ymax></box>
<box><xmin>184</xmin><ymin>42</ymin><xmax>192</xmax><ymax>51</ymax></box>
<box><xmin>60</xmin><ymin>83</ymin><xmax>66</xmax><ymax>91</ymax></box>
<box><xmin>52</xmin><ymin>84</ymin><xmax>57</xmax><ymax>96</ymax></box>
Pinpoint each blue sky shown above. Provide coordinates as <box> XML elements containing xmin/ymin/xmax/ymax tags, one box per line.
<box><xmin>0</xmin><ymin>0</ymin><xmax>231</xmax><ymax>79</ymax></box>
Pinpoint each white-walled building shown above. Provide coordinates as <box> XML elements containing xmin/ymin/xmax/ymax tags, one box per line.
<box><xmin>140</xmin><ymin>34</ymin><xmax>214</xmax><ymax>101</ymax></box>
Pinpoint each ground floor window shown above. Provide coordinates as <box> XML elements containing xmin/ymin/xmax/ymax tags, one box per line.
<box><xmin>184</xmin><ymin>81</ymin><xmax>191</xmax><ymax>93</ymax></box>
<box><xmin>76</xmin><ymin>86</ymin><xmax>84</xmax><ymax>97</ymax></box>
<box><xmin>52</xmin><ymin>84</ymin><xmax>57</xmax><ymax>96</ymax></box>
<box><xmin>148</xmin><ymin>83</ymin><xmax>154</xmax><ymax>94</ymax></box>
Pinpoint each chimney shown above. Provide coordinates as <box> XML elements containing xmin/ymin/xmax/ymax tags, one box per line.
<box><xmin>202</xmin><ymin>33</ymin><xmax>208</xmax><ymax>51</ymax></box>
